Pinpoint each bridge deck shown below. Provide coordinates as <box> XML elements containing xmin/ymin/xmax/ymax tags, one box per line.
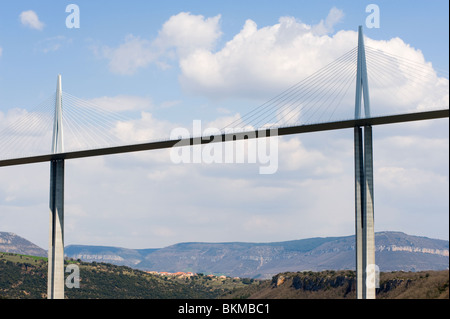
<box><xmin>0</xmin><ymin>109</ymin><xmax>448</xmax><ymax>168</ymax></box>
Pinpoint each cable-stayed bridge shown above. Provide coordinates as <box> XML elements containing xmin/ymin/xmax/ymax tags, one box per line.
<box><xmin>0</xmin><ymin>26</ymin><xmax>448</xmax><ymax>299</ymax></box>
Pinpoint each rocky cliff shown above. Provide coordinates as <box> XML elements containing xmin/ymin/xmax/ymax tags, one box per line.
<box><xmin>231</xmin><ymin>270</ymin><xmax>449</xmax><ymax>299</ymax></box>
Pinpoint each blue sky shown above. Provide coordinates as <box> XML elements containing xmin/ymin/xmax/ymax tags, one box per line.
<box><xmin>1</xmin><ymin>1</ymin><xmax>448</xmax><ymax>112</ymax></box>
<box><xmin>0</xmin><ymin>1</ymin><xmax>448</xmax><ymax>252</ymax></box>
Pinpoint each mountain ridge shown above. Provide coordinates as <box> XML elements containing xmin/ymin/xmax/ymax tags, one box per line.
<box><xmin>1</xmin><ymin>231</ymin><xmax>448</xmax><ymax>279</ymax></box>
<box><xmin>0</xmin><ymin>231</ymin><xmax>47</xmax><ymax>257</ymax></box>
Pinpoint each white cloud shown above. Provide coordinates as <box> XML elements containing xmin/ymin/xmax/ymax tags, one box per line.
<box><xmin>154</xmin><ymin>12</ymin><xmax>222</xmax><ymax>58</ymax></box>
<box><xmin>104</xmin><ymin>10</ymin><xmax>448</xmax><ymax>128</ymax></box>
<box><xmin>278</xmin><ymin>137</ymin><xmax>342</xmax><ymax>175</ymax></box>
<box><xmin>177</xmin><ymin>15</ymin><xmax>448</xmax><ymax>115</ymax></box>
<box><xmin>19</xmin><ymin>10</ymin><xmax>44</xmax><ymax>31</ymax></box>
<box><xmin>111</xmin><ymin>111</ymin><xmax>177</xmax><ymax>144</ymax></box>
<box><xmin>98</xmin><ymin>9</ymin><xmax>447</xmax><ymax>119</ymax></box>
<box><xmin>102</xmin><ymin>35</ymin><xmax>155</xmax><ymax>75</ymax></box>
<box><xmin>311</xmin><ymin>7</ymin><xmax>345</xmax><ymax>35</ymax></box>
<box><xmin>176</xmin><ymin>12</ymin><xmax>355</xmax><ymax>98</ymax></box>
<box><xmin>377</xmin><ymin>166</ymin><xmax>448</xmax><ymax>192</ymax></box>
<box><xmin>0</xmin><ymin>47</ymin><xmax>3</xmax><ymax>57</ymax></box>
<box><xmin>102</xmin><ymin>12</ymin><xmax>222</xmax><ymax>75</ymax></box>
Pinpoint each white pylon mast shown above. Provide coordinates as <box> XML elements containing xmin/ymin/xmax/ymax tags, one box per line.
<box><xmin>52</xmin><ymin>74</ymin><xmax>64</xmax><ymax>153</ymax></box>
<box><xmin>354</xmin><ymin>26</ymin><xmax>376</xmax><ymax>300</ymax></box>
<box><xmin>48</xmin><ymin>74</ymin><xmax>65</xmax><ymax>299</ymax></box>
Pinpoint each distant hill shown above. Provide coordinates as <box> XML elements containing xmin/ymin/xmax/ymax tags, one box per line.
<box><xmin>2</xmin><ymin>231</ymin><xmax>448</xmax><ymax>279</ymax></box>
<box><xmin>65</xmin><ymin>231</ymin><xmax>448</xmax><ymax>279</ymax></box>
<box><xmin>136</xmin><ymin>232</ymin><xmax>449</xmax><ymax>278</ymax></box>
<box><xmin>64</xmin><ymin>245</ymin><xmax>157</xmax><ymax>267</ymax></box>
<box><xmin>0</xmin><ymin>232</ymin><xmax>46</xmax><ymax>257</ymax></box>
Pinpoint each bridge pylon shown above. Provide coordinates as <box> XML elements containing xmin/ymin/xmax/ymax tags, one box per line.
<box><xmin>47</xmin><ymin>74</ymin><xmax>65</xmax><ymax>299</ymax></box>
<box><xmin>354</xmin><ymin>26</ymin><xmax>376</xmax><ymax>299</ymax></box>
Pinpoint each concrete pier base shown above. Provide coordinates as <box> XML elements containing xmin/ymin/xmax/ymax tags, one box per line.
<box><xmin>354</xmin><ymin>125</ymin><xmax>375</xmax><ymax>299</ymax></box>
<box><xmin>47</xmin><ymin>159</ymin><xmax>65</xmax><ymax>299</ymax></box>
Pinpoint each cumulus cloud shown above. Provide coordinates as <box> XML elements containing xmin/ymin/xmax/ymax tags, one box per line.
<box><xmin>101</xmin><ymin>12</ymin><xmax>222</xmax><ymax>75</ymax></box>
<box><xmin>99</xmin><ymin>9</ymin><xmax>448</xmax><ymax>118</ymax></box>
<box><xmin>154</xmin><ymin>12</ymin><xmax>222</xmax><ymax>57</ymax></box>
<box><xmin>19</xmin><ymin>10</ymin><xmax>44</xmax><ymax>31</ymax></box>
<box><xmin>178</xmin><ymin>15</ymin><xmax>448</xmax><ymax>114</ymax></box>
<box><xmin>124</xmin><ymin>8</ymin><xmax>348</xmax><ymax>98</ymax></box>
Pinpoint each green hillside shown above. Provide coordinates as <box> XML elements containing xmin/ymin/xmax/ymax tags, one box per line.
<box><xmin>0</xmin><ymin>252</ymin><xmax>260</xmax><ymax>299</ymax></box>
<box><xmin>1</xmin><ymin>251</ymin><xmax>448</xmax><ymax>299</ymax></box>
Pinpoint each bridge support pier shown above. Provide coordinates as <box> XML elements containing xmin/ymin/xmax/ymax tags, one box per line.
<box><xmin>48</xmin><ymin>159</ymin><xmax>65</xmax><ymax>299</ymax></box>
<box><xmin>354</xmin><ymin>126</ymin><xmax>375</xmax><ymax>299</ymax></box>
